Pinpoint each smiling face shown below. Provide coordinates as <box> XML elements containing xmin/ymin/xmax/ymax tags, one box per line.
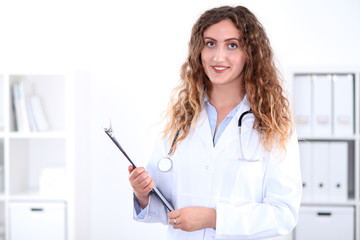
<box><xmin>201</xmin><ymin>19</ymin><xmax>246</xmax><ymax>89</ymax></box>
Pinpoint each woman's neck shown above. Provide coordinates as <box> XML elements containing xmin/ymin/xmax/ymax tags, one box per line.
<box><xmin>209</xmin><ymin>84</ymin><xmax>244</xmax><ymax>111</ymax></box>
<box><xmin>208</xmin><ymin>83</ymin><xmax>245</xmax><ymax>137</ymax></box>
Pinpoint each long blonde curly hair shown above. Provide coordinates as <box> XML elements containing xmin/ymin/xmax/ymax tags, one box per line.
<box><xmin>163</xmin><ymin>5</ymin><xmax>294</xmax><ymax>154</ymax></box>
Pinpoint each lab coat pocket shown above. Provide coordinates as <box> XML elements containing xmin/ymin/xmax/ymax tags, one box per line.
<box><xmin>220</xmin><ymin>157</ymin><xmax>265</xmax><ymax>202</ymax></box>
<box><xmin>236</xmin><ymin>158</ymin><xmax>261</xmax><ymax>162</ymax></box>
<box><xmin>236</xmin><ymin>140</ymin><xmax>264</xmax><ymax>163</ymax></box>
<box><xmin>231</xmin><ymin>157</ymin><xmax>264</xmax><ymax>178</ymax></box>
<box><xmin>224</xmin><ymin>128</ymin><xmax>265</xmax><ymax>182</ymax></box>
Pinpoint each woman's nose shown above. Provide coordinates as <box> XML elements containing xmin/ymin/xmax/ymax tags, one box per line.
<box><xmin>214</xmin><ymin>46</ymin><xmax>225</xmax><ymax>62</ymax></box>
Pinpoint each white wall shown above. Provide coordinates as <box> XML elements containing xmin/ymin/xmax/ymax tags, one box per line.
<box><xmin>1</xmin><ymin>0</ymin><xmax>360</xmax><ymax>240</ymax></box>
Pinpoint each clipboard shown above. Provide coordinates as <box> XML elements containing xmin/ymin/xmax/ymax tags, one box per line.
<box><xmin>104</xmin><ymin>126</ymin><xmax>174</xmax><ymax>212</ymax></box>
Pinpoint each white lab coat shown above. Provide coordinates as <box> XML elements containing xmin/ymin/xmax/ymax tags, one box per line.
<box><xmin>134</xmin><ymin>97</ymin><xmax>302</xmax><ymax>240</ymax></box>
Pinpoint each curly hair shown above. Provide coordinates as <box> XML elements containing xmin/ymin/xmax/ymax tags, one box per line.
<box><xmin>163</xmin><ymin>5</ymin><xmax>294</xmax><ymax>154</ymax></box>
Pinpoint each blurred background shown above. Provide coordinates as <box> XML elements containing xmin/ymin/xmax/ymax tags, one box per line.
<box><xmin>0</xmin><ymin>0</ymin><xmax>360</xmax><ymax>239</ymax></box>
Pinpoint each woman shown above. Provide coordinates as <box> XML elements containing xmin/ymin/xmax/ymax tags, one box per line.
<box><xmin>128</xmin><ymin>5</ymin><xmax>302</xmax><ymax>240</ymax></box>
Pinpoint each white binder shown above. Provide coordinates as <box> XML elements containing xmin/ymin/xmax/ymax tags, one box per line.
<box><xmin>333</xmin><ymin>74</ymin><xmax>354</xmax><ymax>136</ymax></box>
<box><xmin>312</xmin><ymin>75</ymin><xmax>332</xmax><ymax>136</ymax></box>
<box><xmin>294</xmin><ymin>75</ymin><xmax>312</xmax><ymax>136</ymax></box>
<box><xmin>312</xmin><ymin>142</ymin><xmax>329</xmax><ymax>201</ymax></box>
<box><xmin>0</xmin><ymin>78</ymin><xmax>4</xmax><ymax>130</ymax></box>
<box><xmin>299</xmin><ymin>141</ymin><xmax>313</xmax><ymax>202</ymax></box>
<box><xmin>329</xmin><ymin>142</ymin><xmax>348</xmax><ymax>201</ymax></box>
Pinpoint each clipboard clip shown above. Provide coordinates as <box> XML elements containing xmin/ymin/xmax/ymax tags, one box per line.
<box><xmin>104</xmin><ymin>121</ymin><xmax>137</xmax><ymax>168</ymax></box>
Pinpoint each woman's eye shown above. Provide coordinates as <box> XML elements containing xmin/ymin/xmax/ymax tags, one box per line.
<box><xmin>206</xmin><ymin>41</ymin><xmax>215</xmax><ymax>47</ymax></box>
<box><xmin>228</xmin><ymin>43</ymin><xmax>238</xmax><ymax>49</ymax></box>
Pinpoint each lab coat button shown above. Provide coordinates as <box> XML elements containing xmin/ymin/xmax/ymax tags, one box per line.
<box><xmin>204</xmin><ymin>165</ymin><xmax>209</xmax><ymax>170</ymax></box>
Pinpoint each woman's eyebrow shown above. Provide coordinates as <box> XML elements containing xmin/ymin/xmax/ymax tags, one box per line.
<box><xmin>203</xmin><ymin>37</ymin><xmax>217</xmax><ymax>41</ymax></box>
<box><xmin>225</xmin><ymin>38</ymin><xmax>240</xmax><ymax>42</ymax></box>
<box><xmin>203</xmin><ymin>37</ymin><xmax>240</xmax><ymax>42</ymax></box>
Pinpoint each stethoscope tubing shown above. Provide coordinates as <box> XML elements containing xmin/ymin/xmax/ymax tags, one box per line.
<box><xmin>238</xmin><ymin>109</ymin><xmax>252</xmax><ymax>127</ymax></box>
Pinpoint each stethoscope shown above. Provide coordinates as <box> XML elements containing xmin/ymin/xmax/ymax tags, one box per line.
<box><xmin>157</xmin><ymin>129</ymin><xmax>180</xmax><ymax>172</ymax></box>
<box><xmin>157</xmin><ymin>108</ymin><xmax>258</xmax><ymax>172</ymax></box>
<box><xmin>237</xmin><ymin>109</ymin><xmax>260</xmax><ymax>162</ymax></box>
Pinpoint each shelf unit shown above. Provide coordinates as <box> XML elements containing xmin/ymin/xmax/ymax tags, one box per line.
<box><xmin>0</xmin><ymin>72</ymin><xmax>75</xmax><ymax>240</ymax></box>
<box><xmin>288</xmin><ymin>67</ymin><xmax>360</xmax><ymax>240</ymax></box>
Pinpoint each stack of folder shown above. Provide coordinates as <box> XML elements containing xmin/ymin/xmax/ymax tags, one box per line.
<box><xmin>294</xmin><ymin>74</ymin><xmax>354</xmax><ymax>137</ymax></box>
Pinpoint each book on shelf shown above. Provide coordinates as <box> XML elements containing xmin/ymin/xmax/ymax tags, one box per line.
<box><xmin>12</xmin><ymin>82</ymin><xmax>49</xmax><ymax>132</ymax></box>
<box><xmin>12</xmin><ymin>82</ymin><xmax>31</xmax><ymax>132</ymax></box>
<box><xmin>27</xmin><ymin>96</ymin><xmax>49</xmax><ymax>132</ymax></box>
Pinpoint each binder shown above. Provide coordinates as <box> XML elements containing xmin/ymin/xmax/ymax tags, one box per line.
<box><xmin>294</xmin><ymin>75</ymin><xmax>312</xmax><ymax>136</ymax></box>
<box><xmin>312</xmin><ymin>142</ymin><xmax>329</xmax><ymax>201</ymax></box>
<box><xmin>0</xmin><ymin>80</ymin><xmax>4</xmax><ymax>130</ymax></box>
<box><xmin>299</xmin><ymin>141</ymin><xmax>313</xmax><ymax>202</ymax></box>
<box><xmin>329</xmin><ymin>142</ymin><xmax>348</xmax><ymax>201</ymax></box>
<box><xmin>312</xmin><ymin>75</ymin><xmax>332</xmax><ymax>136</ymax></box>
<box><xmin>333</xmin><ymin>74</ymin><xmax>354</xmax><ymax>136</ymax></box>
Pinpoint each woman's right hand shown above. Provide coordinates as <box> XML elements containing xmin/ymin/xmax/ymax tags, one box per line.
<box><xmin>128</xmin><ymin>165</ymin><xmax>155</xmax><ymax>209</ymax></box>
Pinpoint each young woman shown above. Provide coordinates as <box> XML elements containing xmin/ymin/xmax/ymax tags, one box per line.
<box><xmin>128</xmin><ymin>5</ymin><xmax>302</xmax><ymax>240</ymax></box>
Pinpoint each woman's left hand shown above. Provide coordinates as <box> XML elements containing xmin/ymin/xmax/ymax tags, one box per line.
<box><xmin>168</xmin><ymin>207</ymin><xmax>216</xmax><ymax>232</ymax></box>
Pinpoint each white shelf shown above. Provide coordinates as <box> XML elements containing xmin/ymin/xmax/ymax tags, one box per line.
<box><xmin>8</xmin><ymin>190</ymin><xmax>68</xmax><ymax>201</ymax></box>
<box><xmin>8</xmin><ymin>131</ymin><xmax>67</xmax><ymax>139</ymax></box>
<box><xmin>301</xmin><ymin>201</ymin><xmax>357</xmax><ymax>206</ymax></box>
<box><xmin>0</xmin><ymin>72</ymin><xmax>75</xmax><ymax>240</ymax></box>
<box><xmin>297</xmin><ymin>135</ymin><xmax>358</xmax><ymax>141</ymax></box>
<box><xmin>290</xmin><ymin>68</ymin><xmax>360</xmax><ymax>240</ymax></box>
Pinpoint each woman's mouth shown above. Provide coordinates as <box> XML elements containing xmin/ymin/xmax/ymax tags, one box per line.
<box><xmin>212</xmin><ymin>66</ymin><xmax>229</xmax><ymax>73</ymax></box>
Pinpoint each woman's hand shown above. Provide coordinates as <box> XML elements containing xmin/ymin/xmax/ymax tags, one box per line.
<box><xmin>128</xmin><ymin>165</ymin><xmax>155</xmax><ymax>209</ymax></box>
<box><xmin>168</xmin><ymin>207</ymin><xmax>216</xmax><ymax>232</ymax></box>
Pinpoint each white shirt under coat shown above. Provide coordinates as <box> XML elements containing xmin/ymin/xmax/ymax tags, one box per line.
<box><xmin>133</xmin><ymin>96</ymin><xmax>302</xmax><ymax>240</ymax></box>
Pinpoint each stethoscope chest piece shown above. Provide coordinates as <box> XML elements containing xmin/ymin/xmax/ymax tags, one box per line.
<box><xmin>158</xmin><ymin>157</ymin><xmax>173</xmax><ymax>172</ymax></box>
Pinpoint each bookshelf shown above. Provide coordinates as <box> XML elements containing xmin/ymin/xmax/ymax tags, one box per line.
<box><xmin>288</xmin><ymin>67</ymin><xmax>360</xmax><ymax>240</ymax></box>
<box><xmin>0</xmin><ymin>72</ymin><xmax>75</xmax><ymax>240</ymax></box>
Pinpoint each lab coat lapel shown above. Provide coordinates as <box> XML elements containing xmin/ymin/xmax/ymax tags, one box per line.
<box><xmin>215</xmin><ymin>97</ymin><xmax>252</xmax><ymax>153</ymax></box>
<box><xmin>192</xmin><ymin>108</ymin><xmax>214</xmax><ymax>148</ymax></box>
